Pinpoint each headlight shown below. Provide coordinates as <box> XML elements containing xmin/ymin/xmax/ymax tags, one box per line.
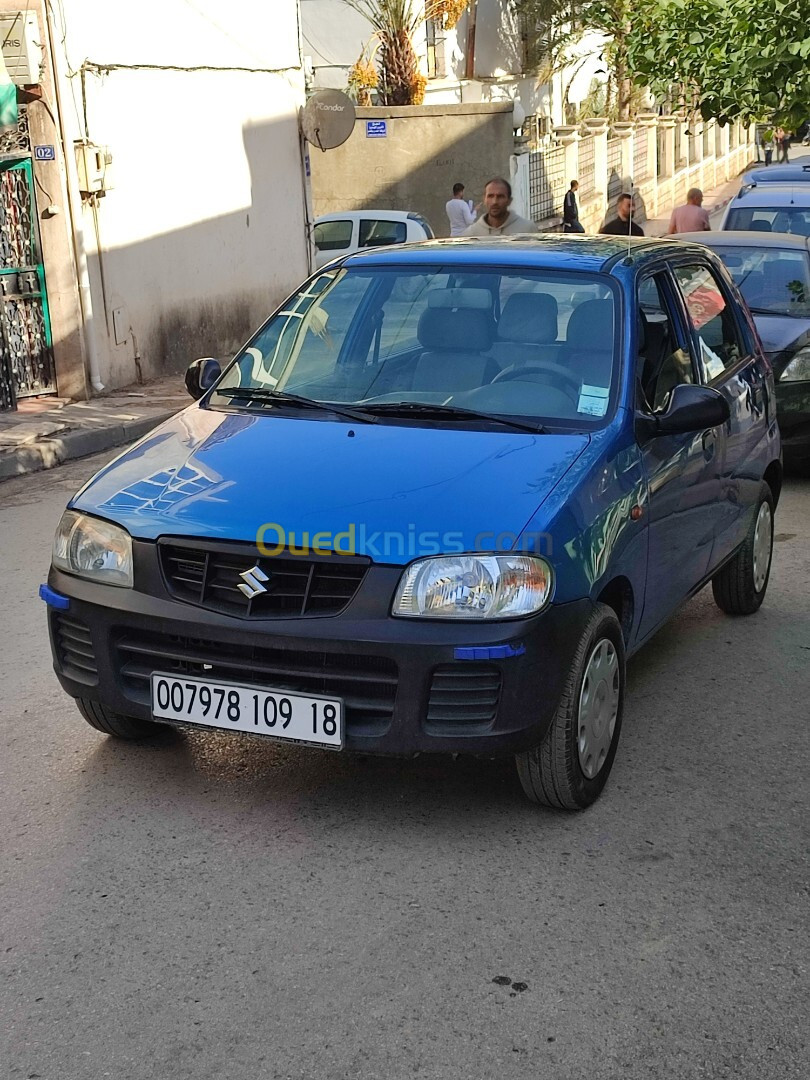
<box><xmin>393</xmin><ymin>554</ymin><xmax>553</xmax><ymax>620</ymax></box>
<box><xmin>780</xmin><ymin>347</ymin><xmax>810</xmax><ymax>382</ymax></box>
<box><xmin>52</xmin><ymin>510</ymin><xmax>133</xmax><ymax>587</ymax></box>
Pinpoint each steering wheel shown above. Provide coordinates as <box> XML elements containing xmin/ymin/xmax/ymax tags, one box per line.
<box><xmin>492</xmin><ymin>361</ymin><xmax>582</xmax><ymax>403</ymax></box>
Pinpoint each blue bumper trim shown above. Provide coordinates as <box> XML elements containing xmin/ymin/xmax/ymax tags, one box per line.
<box><xmin>454</xmin><ymin>643</ymin><xmax>526</xmax><ymax>661</ymax></box>
<box><xmin>39</xmin><ymin>583</ymin><xmax>70</xmax><ymax>610</ymax></box>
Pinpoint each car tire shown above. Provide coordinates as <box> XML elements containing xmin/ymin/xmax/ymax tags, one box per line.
<box><xmin>75</xmin><ymin>697</ymin><xmax>163</xmax><ymax>740</ymax></box>
<box><xmin>515</xmin><ymin>603</ymin><xmax>625</xmax><ymax>810</ymax></box>
<box><xmin>711</xmin><ymin>483</ymin><xmax>774</xmax><ymax>616</ymax></box>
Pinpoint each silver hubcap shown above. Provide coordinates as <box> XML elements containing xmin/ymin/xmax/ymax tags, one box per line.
<box><xmin>753</xmin><ymin>501</ymin><xmax>773</xmax><ymax>593</ymax></box>
<box><xmin>577</xmin><ymin>638</ymin><xmax>620</xmax><ymax>780</ymax></box>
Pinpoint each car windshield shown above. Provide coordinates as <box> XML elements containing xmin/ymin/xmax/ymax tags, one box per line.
<box><xmin>725</xmin><ymin>206</ymin><xmax>810</xmax><ymax>236</ymax></box>
<box><xmin>210</xmin><ymin>265</ymin><xmax>619</xmax><ymax>428</ymax></box>
<box><xmin>713</xmin><ymin>245</ymin><xmax>810</xmax><ymax>316</ymax></box>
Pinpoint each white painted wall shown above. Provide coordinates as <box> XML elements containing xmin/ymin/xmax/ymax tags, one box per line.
<box><xmin>54</xmin><ymin>0</ymin><xmax>308</xmax><ymax>389</ymax></box>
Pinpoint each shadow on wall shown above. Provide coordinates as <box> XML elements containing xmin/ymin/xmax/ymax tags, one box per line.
<box><xmin>80</xmin><ymin>115</ymin><xmax>308</xmax><ymax>389</ymax></box>
<box><xmin>310</xmin><ymin>108</ymin><xmax>515</xmax><ymax>239</ymax></box>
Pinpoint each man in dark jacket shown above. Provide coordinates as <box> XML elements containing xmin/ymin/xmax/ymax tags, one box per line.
<box><xmin>563</xmin><ymin>180</ymin><xmax>585</xmax><ymax>232</ymax></box>
<box><xmin>600</xmin><ymin>192</ymin><xmax>644</xmax><ymax>236</ymax></box>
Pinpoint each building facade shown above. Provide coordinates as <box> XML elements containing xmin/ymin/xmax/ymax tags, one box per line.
<box><xmin>300</xmin><ymin>0</ymin><xmax>608</xmax><ymax>134</ymax></box>
<box><xmin>0</xmin><ymin>0</ymin><xmax>308</xmax><ymax>406</ymax></box>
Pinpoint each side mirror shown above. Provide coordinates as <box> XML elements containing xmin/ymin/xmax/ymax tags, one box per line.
<box><xmin>185</xmin><ymin>357</ymin><xmax>221</xmax><ymax>400</ymax></box>
<box><xmin>636</xmin><ymin>383</ymin><xmax>730</xmax><ymax>438</ymax></box>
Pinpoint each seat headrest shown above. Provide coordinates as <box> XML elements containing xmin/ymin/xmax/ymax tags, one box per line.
<box><xmin>749</xmin><ymin>220</ymin><xmax>772</xmax><ymax>232</ymax></box>
<box><xmin>497</xmin><ymin>293</ymin><xmax>558</xmax><ymax>344</ymax></box>
<box><xmin>566</xmin><ymin>299</ymin><xmax>614</xmax><ymax>350</ymax></box>
<box><xmin>417</xmin><ymin>307</ymin><xmax>494</xmax><ymax>352</ymax></box>
<box><xmin>427</xmin><ymin>288</ymin><xmax>493</xmax><ymax>310</ymax></box>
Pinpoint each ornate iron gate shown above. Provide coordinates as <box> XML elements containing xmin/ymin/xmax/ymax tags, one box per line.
<box><xmin>0</xmin><ymin>157</ymin><xmax>56</xmax><ymax>410</ymax></box>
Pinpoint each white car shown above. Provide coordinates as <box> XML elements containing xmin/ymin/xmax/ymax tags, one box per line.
<box><xmin>313</xmin><ymin>210</ymin><xmax>435</xmax><ymax>268</ymax></box>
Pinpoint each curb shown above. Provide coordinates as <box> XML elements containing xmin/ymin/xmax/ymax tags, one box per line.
<box><xmin>0</xmin><ymin>409</ymin><xmax>178</xmax><ymax>483</ymax></box>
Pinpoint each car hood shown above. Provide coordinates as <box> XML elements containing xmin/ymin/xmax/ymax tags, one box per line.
<box><xmin>71</xmin><ymin>406</ymin><xmax>590</xmax><ymax>562</ymax></box>
<box><xmin>751</xmin><ymin>312</ymin><xmax>810</xmax><ymax>374</ymax></box>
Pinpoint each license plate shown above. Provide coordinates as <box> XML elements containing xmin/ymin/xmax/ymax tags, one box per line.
<box><xmin>150</xmin><ymin>673</ymin><xmax>343</xmax><ymax>749</ymax></box>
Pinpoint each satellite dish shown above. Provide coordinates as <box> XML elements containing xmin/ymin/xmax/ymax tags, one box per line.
<box><xmin>301</xmin><ymin>90</ymin><xmax>356</xmax><ymax>151</ymax></box>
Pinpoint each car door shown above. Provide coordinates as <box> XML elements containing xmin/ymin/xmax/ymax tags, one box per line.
<box><xmin>635</xmin><ymin>269</ymin><xmax>724</xmax><ymax>640</ymax></box>
<box><xmin>671</xmin><ymin>260</ymin><xmax>767</xmax><ymax>564</ymax></box>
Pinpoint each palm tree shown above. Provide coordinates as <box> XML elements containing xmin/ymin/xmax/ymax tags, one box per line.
<box><xmin>343</xmin><ymin>1</ymin><xmax>468</xmax><ymax>105</ymax></box>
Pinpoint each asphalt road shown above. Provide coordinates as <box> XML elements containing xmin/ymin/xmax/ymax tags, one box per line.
<box><xmin>1</xmin><ymin>451</ymin><xmax>808</xmax><ymax>1080</ymax></box>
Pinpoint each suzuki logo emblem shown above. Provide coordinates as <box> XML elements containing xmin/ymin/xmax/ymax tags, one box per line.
<box><xmin>237</xmin><ymin>565</ymin><xmax>269</xmax><ymax>599</ymax></box>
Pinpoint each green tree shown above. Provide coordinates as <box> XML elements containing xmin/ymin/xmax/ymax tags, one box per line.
<box><xmin>625</xmin><ymin>0</ymin><xmax>810</xmax><ymax>129</ymax></box>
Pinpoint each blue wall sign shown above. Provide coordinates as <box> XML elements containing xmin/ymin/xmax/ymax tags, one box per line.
<box><xmin>34</xmin><ymin>145</ymin><xmax>56</xmax><ymax>161</ymax></box>
<box><xmin>366</xmin><ymin>121</ymin><xmax>387</xmax><ymax>139</ymax></box>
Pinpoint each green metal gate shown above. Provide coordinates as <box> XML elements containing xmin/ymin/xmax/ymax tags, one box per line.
<box><xmin>0</xmin><ymin>158</ymin><xmax>56</xmax><ymax>410</ymax></box>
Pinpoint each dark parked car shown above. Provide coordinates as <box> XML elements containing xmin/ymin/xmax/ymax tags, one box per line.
<box><xmin>41</xmin><ymin>236</ymin><xmax>781</xmax><ymax>809</ymax></box>
<box><xmin>677</xmin><ymin>230</ymin><xmax>810</xmax><ymax>467</ymax></box>
<box><xmin>741</xmin><ymin>164</ymin><xmax>810</xmax><ymax>187</ymax></box>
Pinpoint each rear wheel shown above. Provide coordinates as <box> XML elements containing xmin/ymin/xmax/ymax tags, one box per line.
<box><xmin>75</xmin><ymin>698</ymin><xmax>164</xmax><ymax>740</ymax></box>
<box><xmin>712</xmin><ymin>483</ymin><xmax>774</xmax><ymax>616</ymax></box>
<box><xmin>516</xmin><ymin>603</ymin><xmax>625</xmax><ymax>810</ymax></box>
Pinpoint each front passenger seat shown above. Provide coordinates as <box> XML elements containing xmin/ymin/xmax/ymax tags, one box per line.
<box><xmin>412</xmin><ymin>291</ymin><xmax>497</xmax><ymax>393</ymax></box>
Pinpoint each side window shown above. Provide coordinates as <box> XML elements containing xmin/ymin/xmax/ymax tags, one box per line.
<box><xmin>673</xmin><ymin>263</ymin><xmax>744</xmax><ymax>381</ymax></box>
<box><xmin>359</xmin><ymin>219</ymin><xmax>407</xmax><ymax>248</ymax></box>
<box><xmin>313</xmin><ymin>220</ymin><xmax>352</xmax><ymax>252</ymax></box>
<box><xmin>637</xmin><ymin>273</ymin><xmax>696</xmax><ymax>413</ymax></box>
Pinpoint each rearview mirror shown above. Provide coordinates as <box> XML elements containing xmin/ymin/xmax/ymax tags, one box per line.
<box><xmin>185</xmin><ymin>357</ymin><xmax>221</xmax><ymax>400</ymax></box>
<box><xmin>636</xmin><ymin>383</ymin><xmax>730</xmax><ymax>438</ymax></box>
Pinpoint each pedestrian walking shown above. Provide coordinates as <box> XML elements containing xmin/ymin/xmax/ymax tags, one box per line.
<box><xmin>667</xmin><ymin>188</ymin><xmax>710</xmax><ymax>233</ymax></box>
<box><xmin>776</xmin><ymin>127</ymin><xmax>791</xmax><ymax>163</ymax></box>
<box><xmin>563</xmin><ymin>180</ymin><xmax>585</xmax><ymax>233</ymax></box>
<box><xmin>462</xmin><ymin>178</ymin><xmax>538</xmax><ymax>236</ymax></box>
<box><xmin>763</xmin><ymin>126</ymin><xmax>774</xmax><ymax>166</ymax></box>
<box><xmin>446</xmin><ymin>183</ymin><xmax>477</xmax><ymax>237</ymax></box>
<box><xmin>599</xmin><ymin>192</ymin><xmax>644</xmax><ymax>236</ymax></box>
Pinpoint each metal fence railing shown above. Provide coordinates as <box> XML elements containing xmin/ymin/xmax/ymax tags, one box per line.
<box><xmin>528</xmin><ymin>143</ymin><xmax>567</xmax><ymax>221</ymax></box>
<box><xmin>702</xmin><ymin>123</ymin><xmax>711</xmax><ymax>158</ymax></box>
<box><xmin>577</xmin><ymin>136</ymin><xmax>596</xmax><ymax>199</ymax></box>
<box><xmin>633</xmin><ymin>128</ymin><xmax>650</xmax><ymax>180</ymax></box>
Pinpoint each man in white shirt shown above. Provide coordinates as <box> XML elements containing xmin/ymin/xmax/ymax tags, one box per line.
<box><xmin>446</xmin><ymin>183</ymin><xmax>477</xmax><ymax>236</ymax></box>
<box><xmin>462</xmin><ymin>178</ymin><xmax>538</xmax><ymax>236</ymax></box>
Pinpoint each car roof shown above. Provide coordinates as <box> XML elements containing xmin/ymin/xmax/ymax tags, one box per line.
<box><xmin>338</xmin><ymin>234</ymin><xmax>715</xmax><ymax>274</ymax></box>
<box><xmin>728</xmin><ymin>184</ymin><xmax>810</xmax><ymax>207</ymax></box>
<box><xmin>673</xmin><ymin>230</ymin><xmax>810</xmax><ymax>251</ymax></box>
<box><xmin>315</xmin><ymin>210</ymin><xmax>417</xmax><ymax>223</ymax></box>
<box><xmin>743</xmin><ymin>165</ymin><xmax>810</xmax><ymax>185</ymax></box>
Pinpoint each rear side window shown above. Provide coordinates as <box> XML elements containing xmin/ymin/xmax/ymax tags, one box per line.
<box><xmin>313</xmin><ymin>220</ymin><xmax>352</xmax><ymax>251</ymax></box>
<box><xmin>726</xmin><ymin>206</ymin><xmax>810</xmax><ymax>236</ymax></box>
<box><xmin>673</xmin><ymin>263</ymin><xmax>744</xmax><ymax>381</ymax></box>
<box><xmin>359</xmin><ymin>219</ymin><xmax>407</xmax><ymax>247</ymax></box>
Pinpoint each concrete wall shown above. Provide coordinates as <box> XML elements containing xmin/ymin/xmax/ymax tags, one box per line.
<box><xmin>51</xmin><ymin>0</ymin><xmax>308</xmax><ymax>390</ymax></box>
<box><xmin>310</xmin><ymin>102</ymin><xmax>514</xmax><ymax>237</ymax></box>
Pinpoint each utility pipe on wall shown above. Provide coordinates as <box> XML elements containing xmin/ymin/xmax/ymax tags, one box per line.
<box><xmin>44</xmin><ymin>3</ymin><xmax>104</xmax><ymax>392</ymax></box>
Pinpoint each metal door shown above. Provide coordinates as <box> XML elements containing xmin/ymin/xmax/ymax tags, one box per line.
<box><xmin>0</xmin><ymin>158</ymin><xmax>55</xmax><ymax>410</ymax></box>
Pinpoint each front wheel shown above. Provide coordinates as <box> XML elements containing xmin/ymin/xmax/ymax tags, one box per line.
<box><xmin>516</xmin><ymin>603</ymin><xmax>625</xmax><ymax>810</ymax></box>
<box><xmin>712</xmin><ymin>483</ymin><xmax>774</xmax><ymax>616</ymax></box>
<box><xmin>75</xmin><ymin>698</ymin><xmax>165</xmax><ymax>740</ymax></box>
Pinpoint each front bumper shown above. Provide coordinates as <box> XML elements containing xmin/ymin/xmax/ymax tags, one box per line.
<box><xmin>45</xmin><ymin>549</ymin><xmax>591</xmax><ymax>756</ymax></box>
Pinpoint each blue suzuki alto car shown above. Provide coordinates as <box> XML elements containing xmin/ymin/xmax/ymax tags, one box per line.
<box><xmin>43</xmin><ymin>236</ymin><xmax>782</xmax><ymax>809</ymax></box>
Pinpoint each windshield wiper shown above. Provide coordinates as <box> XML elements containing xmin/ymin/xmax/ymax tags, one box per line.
<box><xmin>361</xmin><ymin>401</ymin><xmax>545</xmax><ymax>434</ymax></box>
<box><xmin>215</xmin><ymin>387</ymin><xmax>377</xmax><ymax>424</ymax></box>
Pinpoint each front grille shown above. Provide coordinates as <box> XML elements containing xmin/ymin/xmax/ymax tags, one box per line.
<box><xmin>159</xmin><ymin>539</ymin><xmax>369</xmax><ymax>619</ymax></box>
<box><xmin>425</xmin><ymin>665</ymin><xmax>502</xmax><ymax>732</ymax></box>
<box><xmin>54</xmin><ymin>614</ymin><xmax>98</xmax><ymax>685</ymax></box>
<box><xmin>115</xmin><ymin>629</ymin><xmax>397</xmax><ymax>735</ymax></box>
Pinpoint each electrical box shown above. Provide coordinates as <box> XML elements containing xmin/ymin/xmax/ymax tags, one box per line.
<box><xmin>75</xmin><ymin>142</ymin><xmax>114</xmax><ymax>195</ymax></box>
<box><xmin>0</xmin><ymin>12</ymin><xmax>42</xmax><ymax>86</ymax></box>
